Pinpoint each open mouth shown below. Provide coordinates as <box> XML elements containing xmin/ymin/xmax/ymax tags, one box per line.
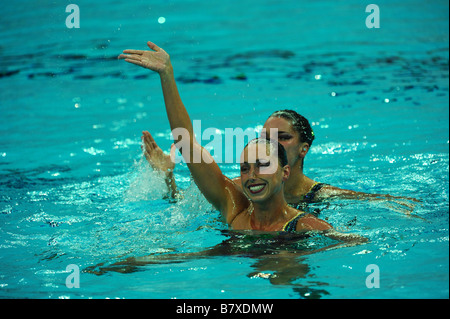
<box><xmin>248</xmin><ymin>183</ymin><xmax>266</xmax><ymax>194</ymax></box>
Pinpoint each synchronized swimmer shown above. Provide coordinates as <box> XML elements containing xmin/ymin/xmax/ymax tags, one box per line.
<box><xmin>118</xmin><ymin>41</ymin><xmax>418</xmax><ymax>238</ymax></box>
<box><xmin>119</xmin><ymin>41</ymin><xmax>336</xmax><ymax>235</ymax></box>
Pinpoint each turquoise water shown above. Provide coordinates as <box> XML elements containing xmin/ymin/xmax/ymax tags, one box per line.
<box><xmin>0</xmin><ymin>0</ymin><xmax>448</xmax><ymax>299</ymax></box>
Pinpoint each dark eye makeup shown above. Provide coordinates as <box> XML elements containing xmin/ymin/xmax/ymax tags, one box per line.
<box><xmin>260</xmin><ymin>130</ymin><xmax>292</xmax><ymax>141</ymax></box>
<box><xmin>278</xmin><ymin>133</ymin><xmax>292</xmax><ymax>141</ymax></box>
<box><xmin>240</xmin><ymin>160</ymin><xmax>270</xmax><ymax>173</ymax></box>
<box><xmin>256</xmin><ymin>160</ymin><xmax>270</xmax><ymax>167</ymax></box>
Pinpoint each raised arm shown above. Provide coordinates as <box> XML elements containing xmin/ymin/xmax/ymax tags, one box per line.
<box><xmin>119</xmin><ymin>42</ymin><xmax>246</xmax><ymax>222</ymax></box>
<box><xmin>118</xmin><ymin>42</ymin><xmax>194</xmax><ymax>138</ymax></box>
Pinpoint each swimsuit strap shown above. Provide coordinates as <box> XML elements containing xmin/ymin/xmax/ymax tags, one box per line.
<box><xmin>282</xmin><ymin>212</ymin><xmax>305</xmax><ymax>233</ymax></box>
<box><xmin>302</xmin><ymin>182</ymin><xmax>326</xmax><ymax>203</ymax></box>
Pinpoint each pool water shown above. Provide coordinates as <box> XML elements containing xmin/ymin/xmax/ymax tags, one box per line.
<box><xmin>0</xmin><ymin>0</ymin><xmax>448</xmax><ymax>299</ymax></box>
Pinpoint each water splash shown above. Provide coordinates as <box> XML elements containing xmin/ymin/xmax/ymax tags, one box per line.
<box><xmin>124</xmin><ymin>156</ymin><xmax>170</xmax><ymax>202</ymax></box>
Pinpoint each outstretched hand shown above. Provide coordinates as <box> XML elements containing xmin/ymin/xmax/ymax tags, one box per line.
<box><xmin>141</xmin><ymin>131</ymin><xmax>176</xmax><ymax>174</ymax></box>
<box><xmin>118</xmin><ymin>41</ymin><xmax>172</xmax><ymax>74</ymax></box>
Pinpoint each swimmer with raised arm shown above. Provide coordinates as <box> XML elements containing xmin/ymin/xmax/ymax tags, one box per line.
<box><xmin>118</xmin><ymin>41</ymin><xmax>367</xmax><ymax>240</ymax></box>
<box><xmin>140</xmin><ymin>82</ymin><xmax>419</xmax><ymax>212</ymax></box>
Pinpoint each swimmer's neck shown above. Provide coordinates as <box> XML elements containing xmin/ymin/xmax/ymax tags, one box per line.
<box><xmin>283</xmin><ymin>163</ymin><xmax>315</xmax><ymax>201</ymax></box>
<box><xmin>251</xmin><ymin>194</ymin><xmax>291</xmax><ymax>228</ymax></box>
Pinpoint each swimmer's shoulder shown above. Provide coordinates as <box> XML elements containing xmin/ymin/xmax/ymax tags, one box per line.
<box><xmin>296</xmin><ymin>212</ymin><xmax>332</xmax><ymax>232</ymax></box>
<box><xmin>222</xmin><ymin>176</ymin><xmax>249</xmax><ymax>224</ymax></box>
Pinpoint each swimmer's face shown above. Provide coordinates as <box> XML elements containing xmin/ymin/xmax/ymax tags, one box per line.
<box><xmin>262</xmin><ymin>116</ymin><xmax>309</xmax><ymax>167</ymax></box>
<box><xmin>240</xmin><ymin>143</ymin><xmax>289</xmax><ymax>202</ymax></box>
